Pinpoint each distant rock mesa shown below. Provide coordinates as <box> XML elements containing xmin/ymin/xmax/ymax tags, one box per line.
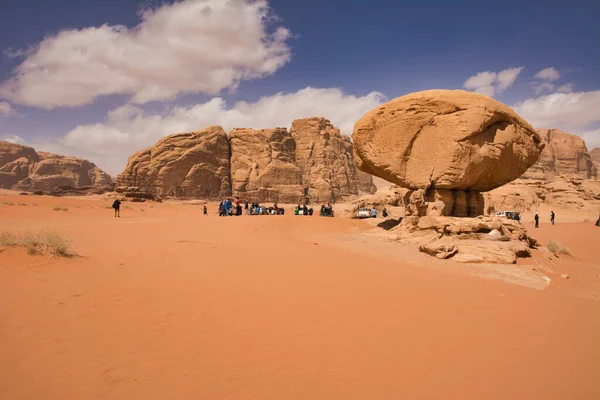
<box><xmin>0</xmin><ymin>141</ymin><xmax>112</xmax><ymax>192</ymax></box>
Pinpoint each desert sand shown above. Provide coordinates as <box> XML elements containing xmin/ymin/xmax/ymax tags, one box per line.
<box><xmin>1</xmin><ymin>191</ymin><xmax>600</xmax><ymax>399</ymax></box>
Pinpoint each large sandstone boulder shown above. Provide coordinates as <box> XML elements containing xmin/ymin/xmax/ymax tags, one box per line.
<box><xmin>523</xmin><ymin>129</ymin><xmax>597</xmax><ymax>180</ymax></box>
<box><xmin>591</xmin><ymin>147</ymin><xmax>600</xmax><ymax>166</ymax></box>
<box><xmin>352</xmin><ymin>90</ymin><xmax>544</xmax><ymax>217</ymax></box>
<box><xmin>0</xmin><ymin>141</ymin><xmax>112</xmax><ymax>192</ymax></box>
<box><xmin>229</xmin><ymin>128</ymin><xmax>304</xmax><ymax>203</ymax></box>
<box><xmin>116</xmin><ymin>126</ymin><xmax>231</xmax><ymax>199</ymax></box>
<box><xmin>352</xmin><ymin>89</ymin><xmax>544</xmax><ymax>191</ymax></box>
<box><xmin>291</xmin><ymin>117</ymin><xmax>376</xmax><ymax>203</ymax></box>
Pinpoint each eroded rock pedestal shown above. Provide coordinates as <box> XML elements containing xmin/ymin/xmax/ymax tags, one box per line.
<box><xmin>403</xmin><ymin>189</ymin><xmax>484</xmax><ymax>217</ymax></box>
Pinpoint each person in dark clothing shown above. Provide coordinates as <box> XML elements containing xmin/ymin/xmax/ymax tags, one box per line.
<box><xmin>596</xmin><ymin>214</ymin><xmax>600</xmax><ymax>227</ymax></box>
<box><xmin>550</xmin><ymin>211</ymin><xmax>555</xmax><ymax>225</ymax></box>
<box><xmin>112</xmin><ymin>199</ymin><xmax>121</xmax><ymax>218</ymax></box>
<box><xmin>244</xmin><ymin>200</ymin><xmax>249</xmax><ymax>215</ymax></box>
<box><xmin>514</xmin><ymin>212</ymin><xmax>521</xmax><ymax>223</ymax></box>
<box><xmin>534</xmin><ymin>213</ymin><xmax>539</xmax><ymax>228</ymax></box>
<box><xmin>203</xmin><ymin>205</ymin><xmax>208</xmax><ymax>215</ymax></box>
<box><xmin>382</xmin><ymin>207</ymin><xmax>388</xmax><ymax>218</ymax></box>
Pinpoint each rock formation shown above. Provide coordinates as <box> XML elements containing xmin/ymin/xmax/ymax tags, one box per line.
<box><xmin>591</xmin><ymin>147</ymin><xmax>600</xmax><ymax>168</ymax></box>
<box><xmin>291</xmin><ymin>117</ymin><xmax>376</xmax><ymax>203</ymax></box>
<box><xmin>116</xmin><ymin>119</ymin><xmax>377</xmax><ymax>202</ymax></box>
<box><xmin>352</xmin><ymin>89</ymin><xmax>544</xmax><ymax>217</ymax></box>
<box><xmin>0</xmin><ymin>141</ymin><xmax>113</xmax><ymax>192</ymax></box>
<box><xmin>522</xmin><ymin>129</ymin><xmax>597</xmax><ymax>180</ymax></box>
<box><xmin>485</xmin><ymin>130</ymin><xmax>600</xmax><ymax>213</ymax></box>
<box><xmin>116</xmin><ymin>126</ymin><xmax>231</xmax><ymax>200</ymax></box>
<box><xmin>229</xmin><ymin>128</ymin><xmax>304</xmax><ymax>203</ymax></box>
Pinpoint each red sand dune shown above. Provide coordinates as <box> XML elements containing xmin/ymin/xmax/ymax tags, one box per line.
<box><xmin>1</xmin><ymin>192</ymin><xmax>599</xmax><ymax>399</ymax></box>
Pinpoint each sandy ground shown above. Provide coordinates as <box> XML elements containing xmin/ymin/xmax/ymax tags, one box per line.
<box><xmin>1</xmin><ymin>191</ymin><xmax>600</xmax><ymax>400</ymax></box>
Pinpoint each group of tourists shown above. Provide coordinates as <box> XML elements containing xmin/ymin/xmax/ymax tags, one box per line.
<box><xmin>216</xmin><ymin>198</ymin><xmax>286</xmax><ymax>216</ymax></box>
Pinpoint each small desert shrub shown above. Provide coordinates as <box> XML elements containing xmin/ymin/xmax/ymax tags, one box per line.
<box><xmin>2</xmin><ymin>200</ymin><xmax>14</xmax><ymax>206</ymax></box>
<box><xmin>53</xmin><ymin>205</ymin><xmax>68</xmax><ymax>212</ymax></box>
<box><xmin>547</xmin><ymin>240</ymin><xmax>561</xmax><ymax>252</ymax></box>
<box><xmin>0</xmin><ymin>229</ymin><xmax>76</xmax><ymax>257</ymax></box>
<box><xmin>19</xmin><ymin>203</ymin><xmax>28</xmax><ymax>206</ymax></box>
<box><xmin>547</xmin><ymin>240</ymin><xmax>574</xmax><ymax>256</ymax></box>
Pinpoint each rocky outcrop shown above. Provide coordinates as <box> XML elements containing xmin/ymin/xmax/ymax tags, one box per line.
<box><xmin>394</xmin><ymin>216</ymin><xmax>537</xmax><ymax>264</ymax></box>
<box><xmin>0</xmin><ymin>141</ymin><xmax>113</xmax><ymax>192</ymax></box>
<box><xmin>484</xmin><ymin>131</ymin><xmax>600</xmax><ymax>213</ymax></box>
<box><xmin>116</xmin><ymin>119</ymin><xmax>377</xmax><ymax>202</ymax></box>
<box><xmin>291</xmin><ymin>117</ymin><xmax>375</xmax><ymax>203</ymax></box>
<box><xmin>229</xmin><ymin>128</ymin><xmax>304</xmax><ymax>203</ymax></box>
<box><xmin>116</xmin><ymin>126</ymin><xmax>231</xmax><ymax>200</ymax></box>
<box><xmin>591</xmin><ymin>147</ymin><xmax>600</xmax><ymax>166</ymax></box>
<box><xmin>352</xmin><ymin>90</ymin><xmax>544</xmax><ymax>217</ymax></box>
<box><xmin>523</xmin><ymin>129</ymin><xmax>597</xmax><ymax>180</ymax></box>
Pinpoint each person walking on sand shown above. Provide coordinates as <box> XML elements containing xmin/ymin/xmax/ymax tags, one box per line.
<box><xmin>203</xmin><ymin>205</ymin><xmax>207</xmax><ymax>215</ymax></box>
<box><xmin>112</xmin><ymin>199</ymin><xmax>121</xmax><ymax>218</ymax></box>
<box><xmin>550</xmin><ymin>211</ymin><xmax>555</xmax><ymax>225</ymax></box>
<box><xmin>534</xmin><ymin>213</ymin><xmax>539</xmax><ymax>228</ymax></box>
<box><xmin>596</xmin><ymin>213</ymin><xmax>600</xmax><ymax>227</ymax></box>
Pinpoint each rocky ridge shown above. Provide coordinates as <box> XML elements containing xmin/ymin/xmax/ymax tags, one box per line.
<box><xmin>0</xmin><ymin>141</ymin><xmax>113</xmax><ymax>193</ymax></box>
<box><xmin>117</xmin><ymin>117</ymin><xmax>376</xmax><ymax>202</ymax></box>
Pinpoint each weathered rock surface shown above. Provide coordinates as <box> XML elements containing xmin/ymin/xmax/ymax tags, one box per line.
<box><xmin>352</xmin><ymin>89</ymin><xmax>544</xmax><ymax>192</ymax></box>
<box><xmin>591</xmin><ymin>147</ymin><xmax>600</xmax><ymax>167</ymax></box>
<box><xmin>403</xmin><ymin>189</ymin><xmax>484</xmax><ymax>217</ymax></box>
<box><xmin>0</xmin><ymin>141</ymin><xmax>113</xmax><ymax>192</ymax></box>
<box><xmin>291</xmin><ymin>117</ymin><xmax>376</xmax><ymax>203</ymax></box>
<box><xmin>523</xmin><ymin>129</ymin><xmax>597</xmax><ymax>180</ymax></box>
<box><xmin>485</xmin><ymin>131</ymin><xmax>600</xmax><ymax>213</ymax></box>
<box><xmin>117</xmin><ymin>119</ymin><xmax>376</xmax><ymax>202</ymax></box>
<box><xmin>116</xmin><ymin>126</ymin><xmax>231</xmax><ymax>200</ymax></box>
<box><xmin>392</xmin><ymin>215</ymin><xmax>537</xmax><ymax>264</ymax></box>
<box><xmin>229</xmin><ymin>128</ymin><xmax>304</xmax><ymax>203</ymax></box>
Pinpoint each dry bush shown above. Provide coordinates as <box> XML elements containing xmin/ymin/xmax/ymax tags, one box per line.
<box><xmin>0</xmin><ymin>229</ymin><xmax>76</xmax><ymax>258</ymax></box>
<box><xmin>547</xmin><ymin>240</ymin><xmax>574</xmax><ymax>256</ymax></box>
<box><xmin>53</xmin><ymin>205</ymin><xmax>69</xmax><ymax>211</ymax></box>
<box><xmin>2</xmin><ymin>200</ymin><xmax>14</xmax><ymax>206</ymax></box>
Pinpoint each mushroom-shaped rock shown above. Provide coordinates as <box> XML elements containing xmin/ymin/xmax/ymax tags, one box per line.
<box><xmin>352</xmin><ymin>89</ymin><xmax>544</xmax><ymax>192</ymax></box>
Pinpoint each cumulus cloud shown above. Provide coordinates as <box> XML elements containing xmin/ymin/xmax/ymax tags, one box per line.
<box><xmin>0</xmin><ymin>0</ymin><xmax>292</xmax><ymax>109</ymax></box>
<box><xmin>34</xmin><ymin>87</ymin><xmax>385</xmax><ymax>175</ymax></box>
<box><xmin>557</xmin><ymin>84</ymin><xmax>573</xmax><ymax>93</ymax></box>
<box><xmin>514</xmin><ymin>90</ymin><xmax>600</xmax><ymax>152</ymax></box>
<box><xmin>534</xmin><ymin>82</ymin><xmax>556</xmax><ymax>95</ymax></box>
<box><xmin>576</xmin><ymin>128</ymin><xmax>600</xmax><ymax>151</ymax></box>
<box><xmin>463</xmin><ymin>67</ymin><xmax>523</xmax><ymax>97</ymax></box>
<box><xmin>534</xmin><ymin>67</ymin><xmax>560</xmax><ymax>81</ymax></box>
<box><xmin>1</xmin><ymin>134</ymin><xmax>27</xmax><ymax>145</ymax></box>
<box><xmin>0</xmin><ymin>101</ymin><xmax>15</xmax><ymax>117</ymax></box>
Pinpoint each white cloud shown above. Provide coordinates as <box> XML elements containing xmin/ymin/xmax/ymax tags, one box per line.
<box><xmin>496</xmin><ymin>67</ymin><xmax>524</xmax><ymax>92</ymax></box>
<box><xmin>514</xmin><ymin>90</ymin><xmax>600</xmax><ymax>132</ymax></box>
<box><xmin>575</xmin><ymin>128</ymin><xmax>600</xmax><ymax>151</ymax></box>
<box><xmin>33</xmin><ymin>87</ymin><xmax>385</xmax><ymax>175</ymax></box>
<box><xmin>1</xmin><ymin>134</ymin><xmax>27</xmax><ymax>145</ymax></box>
<box><xmin>557</xmin><ymin>84</ymin><xmax>573</xmax><ymax>93</ymax></box>
<box><xmin>463</xmin><ymin>67</ymin><xmax>523</xmax><ymax>97</ymax></box>
<box><xmin>0</xmin><ymin>0</ymin><xmax>292</xmax><ymax>109</ymax></box>
<box><xmin>0</xmin><ymin>101</ymin><xmax>15</xmax><ymax>117</ymax></box>
<box><xmin>534</xmin><ymin>67</ymin><xmax>560</xmax><ymax>81</ymax></box>
<box><xmin>534</xmin><ymin>82</ymin><xmax>555</xmax><ymax>95</ymax></box>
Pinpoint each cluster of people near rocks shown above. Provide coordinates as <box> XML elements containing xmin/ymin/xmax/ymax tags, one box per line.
<box><xmin>216</xmin><ymin>198</ymin><xmax>286</xmax><ymax>216</ymax></box>
<box><xmin>534</xmin><ymin>211</ymin><xmax>555</xmax><ymax>227</ymax></box>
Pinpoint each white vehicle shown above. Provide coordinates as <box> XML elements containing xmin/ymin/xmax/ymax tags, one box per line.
<box><xmin>496</xmin><ymin>210</ymin><xmax>518</xmax><ymax>219</ymax></box>
<box><xmin>356</xmin><ymin>207</ymin><xmax>372</xmax><ymax>219</ymax></box>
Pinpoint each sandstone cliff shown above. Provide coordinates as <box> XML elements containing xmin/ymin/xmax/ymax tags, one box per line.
<box><xmin>522</xmin><ymin>129</ymin><xmax>597</xmax><ymax>180</ymax></box>
<box><xmin>229</xmin><ymin>128</ymin><xmax>304</xmax><ymax>203</ymax></box>
<box><xmin>291</xmin><ymin>117</ymin><xmax>375</xmax><ymax>203</ymax></box>
<box><xmin>116</xmin><ymin>126</ymin><xmax>231</xmax><ymax>199</ymax></box>
<box><xmin>117</xmin><ymin>119</ymin><xmax>376</xmax><ymax>202</ymax></box>
<box><xmin>0</xmin><ymin>141</ymin><xmax>112</xmax><ymax>192</ymax></box>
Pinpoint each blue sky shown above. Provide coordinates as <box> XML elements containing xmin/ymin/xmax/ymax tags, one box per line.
<box><xmin>0</xmin><ymin>0</ymin><xmax>599</xmax><ymax>174</ymax></box>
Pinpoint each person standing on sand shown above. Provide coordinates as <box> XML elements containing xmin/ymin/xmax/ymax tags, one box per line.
<box><xmin>534</xmin><ymin>213</ymin><xmax>539</xmax><ymax>228</ymax></box>
<box><xmin>112</xmin><ymin>199</ymin><xmax>121</xmax><ymax>218</ymax></box>
<box><xmin>244</xmin><ymin>200</ymin><xmax>249</xmax><ymax>215</ymax></box>
<box><xmin>596</xmin><ymin>214</ymin><xmax>600</xmax><ymax>227</ymax></box>
<box><xmin>550</xmin><ymin>211</ymin><xmax>555</xmax><ymax>225</ymax></box>
<box><xmin>203</xmin><ymin>205</ymin><xmax>207</xmax><ymax>215</ymax></box>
